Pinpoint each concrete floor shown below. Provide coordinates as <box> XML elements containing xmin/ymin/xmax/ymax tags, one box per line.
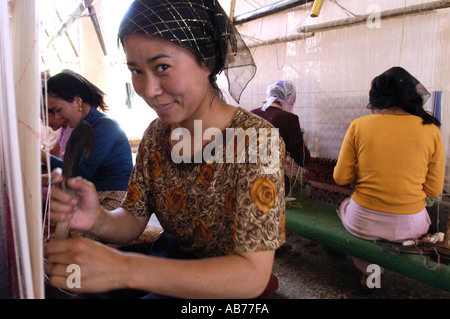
<box><xmin>271</xmin><ymin>231</ymin><xmax>450</xmax><ymax>299</ymax></box>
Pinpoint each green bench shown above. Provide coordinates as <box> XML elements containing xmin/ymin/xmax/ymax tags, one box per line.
<box><xmin>283</xmin><ymin>157</ymin><xmax>450</xmax><ymax>292</ymax></box>
<box><xmin>285</xmin><ymin>195</ymin><xmax>450</xmax><ymax>292</ymax></box>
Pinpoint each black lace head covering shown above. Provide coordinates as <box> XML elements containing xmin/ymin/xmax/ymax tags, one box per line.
<box><xmin>367</xmin><ymin>66</ymin><xmax>430</xmax><ymax>109</ymax></box>
<box><xmin>118</xmin><ymin>0</ymin><xmax>256</xmax><ymax>103</ymax></box>
<box><xmin>367</xmin><ymin>66</ymin><xmax>439</xmax><ymax>126</ymax></box>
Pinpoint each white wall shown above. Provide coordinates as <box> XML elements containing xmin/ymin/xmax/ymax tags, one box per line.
<box><xmin>227</xmin><ymin>0</ymin><xmax>449</xmax><ymax>165</ymax></box>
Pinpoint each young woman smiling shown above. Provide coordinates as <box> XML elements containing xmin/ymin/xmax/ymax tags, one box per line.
<box><xmin>45</xmin><ymin>0</ymin><xmax>286</xmax><ymax>299</ymax></box>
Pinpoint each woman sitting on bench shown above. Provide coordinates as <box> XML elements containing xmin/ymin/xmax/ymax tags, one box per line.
<box><xmin>333</xmin><ymin>66</ymin><xmax>444</xmax><ymax>288</ymax></box>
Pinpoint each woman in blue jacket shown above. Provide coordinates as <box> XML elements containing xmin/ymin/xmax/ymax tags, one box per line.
<box><xmin>44</xmin><ymin>70</ymin><xmax>133</xmax><ymax>210</ymax></box>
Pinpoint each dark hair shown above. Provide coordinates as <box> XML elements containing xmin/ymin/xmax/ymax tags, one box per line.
<box><xmin>44</xmin><ymin>70</ymin><xmax>108</xmax><ymax>112</ymax></box>
<box><xmin>367</xmin><ymin>67</ymin><xmax>440</xmax><ymax>127</ymax></box>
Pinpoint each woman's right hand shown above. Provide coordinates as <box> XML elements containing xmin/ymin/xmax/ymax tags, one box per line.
<box><xmin>49</xmin><ymin>168</ymin><xmax>102</xmax><ymax>234</ymax></box>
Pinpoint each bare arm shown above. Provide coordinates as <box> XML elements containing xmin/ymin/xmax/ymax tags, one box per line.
<box><xmin>89</xmin><ymin>206</ymin><xmax>149</xmax><ymax>244</ymax></box>
<box><xmin>127</xmin><ymin>249</ymin><xmax>274</xmax><ymax>298</ymax></box>
<box><xmin>44</xmin><ymin>237</ymin><xmax>274</xmax><ymax>298</ymax></box>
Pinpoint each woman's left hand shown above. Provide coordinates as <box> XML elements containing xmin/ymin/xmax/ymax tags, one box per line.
<box><xmin>44</xmin><ymin>238</ymin><xmax>130</xmax><ymax>293</ymax></box>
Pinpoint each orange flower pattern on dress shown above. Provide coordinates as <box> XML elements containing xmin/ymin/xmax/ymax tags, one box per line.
<box><xmin>149</xmin><ymin>151</ymin><xmax>163</xmax><ymax>178</ymax></box>
<box><xmin>249</xmin><ymin>177</ymin><xmax>277</xmax><ymax>214</ymax></box>
<box><xmin>195</xmin><ymin>218</ymin><xmax>214</xmax><ymax>243</ymax></box>
<box><xmin>197</xmin><ymin>163</ymin><xmax>215</xmax><ymax>187</ymax></box>
<box><xmin>166</xmin><ymin>186</ymin><xmax>186</xmax><ymax>213</ymax></box>
<box><xmin>124</xmin><ymin>183</ymin><xmax>142</xmax><ymax>205</ymax></box>
<box><xmin>122</xmin><ymin>108</ymin><xmax>286</xmax><ymax>257</ymax></box>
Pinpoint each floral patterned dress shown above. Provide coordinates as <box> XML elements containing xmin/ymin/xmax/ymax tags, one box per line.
<box><xmin>122</xmin><ymin>108</ymin><xmax>286</xmax><ymax>258</ymax></box>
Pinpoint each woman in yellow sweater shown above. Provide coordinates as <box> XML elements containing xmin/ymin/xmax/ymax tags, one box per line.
<box><xmin>333</xmin><ymin>66</ymin><xmax>444</xmax><ymax>287</ymax></box>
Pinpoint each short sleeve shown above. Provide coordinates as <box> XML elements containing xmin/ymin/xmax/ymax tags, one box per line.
<box><xmin>232</xmin><ymin>127</ymin><xmax>286</xmax><ymax>253</ymax></box>
<box><xmin>121</xmin><ymin>131</ymin><xmax>154</xmax><ymax>217</ymax></box>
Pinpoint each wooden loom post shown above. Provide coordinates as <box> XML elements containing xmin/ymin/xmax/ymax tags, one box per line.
<box><xmin>4</xmin><ymin>0</ymin><xmax>44</xmax><ymax>299</ymax></box>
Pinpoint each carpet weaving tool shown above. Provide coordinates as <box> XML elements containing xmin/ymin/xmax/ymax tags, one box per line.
<box><xmin>53</xmin><ymin>120</ymin><xmax>94</xmax><ymax>240</ymax></box>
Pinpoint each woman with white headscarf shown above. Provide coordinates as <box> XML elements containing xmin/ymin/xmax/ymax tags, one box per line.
<box><xmin>252</xmin><ymin>79</ymin><xmax>310</xmax><ymax>168</ymax></box>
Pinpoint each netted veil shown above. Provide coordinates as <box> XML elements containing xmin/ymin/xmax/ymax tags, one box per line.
<box><xmin>118</xmin><ymin>0</ymin><xmax>256</xmax><ymax>103</ymax></box>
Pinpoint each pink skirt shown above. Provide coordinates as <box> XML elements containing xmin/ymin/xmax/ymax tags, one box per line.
<box><xmin>338</xmin><ymin>198</ymin><xmax>431</xmax><ymax>243</ymax></box>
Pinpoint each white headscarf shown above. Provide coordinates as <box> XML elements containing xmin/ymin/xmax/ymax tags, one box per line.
<box><xmin>262</xmin><ymin>79</ymin><xmax>296</xmax><ymax>112</ymax></box>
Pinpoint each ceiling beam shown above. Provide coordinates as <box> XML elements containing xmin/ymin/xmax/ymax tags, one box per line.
<box><xmin>298</xmin><ymin>0</ymin><xmax>450</xmax><ymax>33</ymax></box>
<box><xmin>46</xmin><ymin>0</ymin><xmax>107</xmax><ymax>56</ymax></box>
<box><xmin>233</xmin><ymin>0</ymin><xmax>313</xmax><ymax>25</ymax></box>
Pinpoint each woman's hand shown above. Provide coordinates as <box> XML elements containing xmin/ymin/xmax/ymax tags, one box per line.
<box><xmin>44</xmin><ymin>237</ymin><xmax>130</xmax><ymax>293</ymax></box>
<box><xmin>49</xmin><ymin>168</ymin><xmax>102</xmax><ymax>234</ymax></box>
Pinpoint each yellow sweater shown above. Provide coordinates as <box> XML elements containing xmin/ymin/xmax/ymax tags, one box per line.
<box><xmin>333</xmin><ymin>114</ymin><xmax>444</xmax><ymax>214</ymax></box>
